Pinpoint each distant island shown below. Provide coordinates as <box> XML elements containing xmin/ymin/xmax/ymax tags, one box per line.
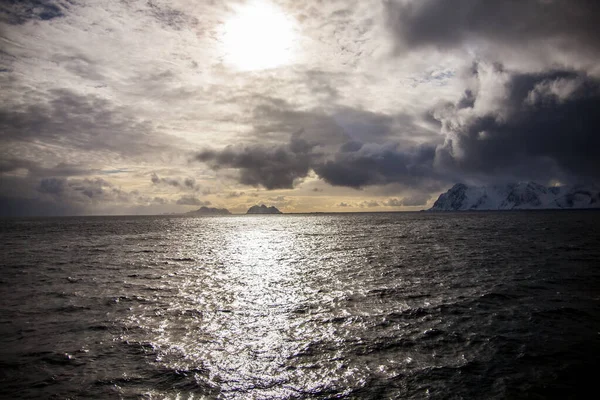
<box><xmin>186</xmin><ymin>206</ymin><xmax>231</xmax><ymax>215</ymax></box>
<box><xmin>246</xmin><ymin>204</ymin><xmax>282</xmax><ymax>214</ymax></box>
<box><xmin>430</xmin><ymin>182</ymin><xmax>600</xmax><ymax>211</ymax></box>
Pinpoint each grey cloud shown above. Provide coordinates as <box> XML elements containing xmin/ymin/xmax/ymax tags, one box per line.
<box><xmin>384</xmin><ymin>0</ymin><xmax>600</xmax><ymax>186</ymax></box>
<box><xmin>359</xmin><ymin>200</ymin><xmax>380</xmax><ymax>208</ymax></box>
<box><xmin>152</xmin><ymin>196</ymin><xmax>169</xmax><ymax>205</ymax></box>
<box><xmin>195</xmin><ymin>100</ymin><xmax>446</xmax><ymax>191</ymax></box>
<box><xmin>37</xmin><ymin>177</ymin><xmax>133</xmax><ymax>204</ymax></box>
<box><xmin>38</xmin><ymin>177</ymin><xmax>66</xmax><ymax>195</ymax></box>
<box><xmin>196</xmin><ymin>134</ymin><xmax>315</xmax><ymax>190</ymax></box>
<box><xmin>456</xmin><ymin>89</ymin><xmax>476</xmax><ymax>110</ymax></box>
<box><xmin>314</xmin><ymin>143</ymin><xmax>439</xmax><ymax>188</ymax></box>
<box><xmin>0</xmin><ymin>0</ymin><xmax>65</xmax><ymax>25</ymax></box>
<box><xmin>303</xmin><ymin>70</ymin><xmax>341</xmax><ymax>101</ymax></box>
<box><xmin>0</xmin><ymin>89</ymin><xmax>178</xmax><ymax>158</ymax></box>
<box><xmin>224</xmin><ymin>191</ymin><xmax>245</xmax><ymax>198</ymax></box>
<box><xmin>184</xmin><ymin>177</ymin><xmax>197</xmax><ymax>189</ymax></box>
<box><xmin>175</xmin><ymin>195</ymin><xmax>211</xmax><ymax>206</ymax></box>
<box><xmin>434</xmin><ymin>67</ymin><xmax>600</xmax><ymax>182</ymax></box>
<box><xmin>0</xmin><ymin>156</ymin><xmax>135</xmax><ymax>216</ymax></box>
<box><xmin>145</xmin><ymin>0</ymin><xmax>198</xmax><ymax>31</ymax></box>
<box><xmin>51</xmin><ymin>54</ymin><xmax>106</xmax><ymax>82</ymax></box>
<box><xmin>384</xmin><ymin>193</ymin><xmax>431</xmax><ymax>207</ymax></box>
<box><xmin>1</xmin><ymin>174</ymin><xmax>172</xmax><ymax>216</ymax></box>
<box><xmin>250</xmin><ymin>101</ymin><xmax>418</xmax><ymax>147</ymax></box>
<box><xmin>385</xmin><ymin>0</ymin><xmax>600</xmax><ymax>54</ymax></box>
<box><xmin>196</xmin><ymin>136</ymin><xmax>444</xmax><ymax>191</ymax></box>
<box><xmin>0</xmin><ymin>158</ymin><xmax>39</xmax><ymax>174</ymax></box>
<box><xmin>0</xmin><ymin>195</ymin><xmax>80</xmax><ymax>217</ymax></box>
<box><xmin>196</xmin><ymin>66</ymin><xmax>600</xmax><ymax>191</ymax></box>
<box><xmin>337</xmin><ymin>202</ymin><xmax>352</xmax><ymax>208</ymax></box>
<box><xmin>399</xmin><ymin>193</ymin><xmax>430</xmax><ymax>206</ymax></box>
<box><xmin>0</xmin><ymin>158</ymin><xmax>96</xmax><ymax>178</ymax></box>
<box><xmin>150</xmin><ymin>173</ymin><xmax>207</xmax><ymax>193</ymax></box>
<box><xmin>383</xmin><ymin>198</ymin><xmax>402</xmax><ymax>207</ymax></box>
<box><xmin>151</xmin><ymin>172</ymin><xmax>180</xmax><ymax>187</ymax></box>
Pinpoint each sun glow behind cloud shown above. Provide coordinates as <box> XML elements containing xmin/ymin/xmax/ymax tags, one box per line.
<box><xmin>220</xmin><ymin>0</ymin><xmax>298</xmax><ymax>71</ymax></box>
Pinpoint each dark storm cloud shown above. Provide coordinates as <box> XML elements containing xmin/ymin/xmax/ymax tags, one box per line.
<box><xmin>195</xmin><ymin>98</ymin><xmax>447</xmax><ymax>191</ymax></box>
<box><xmin>0</xmin><ymin>0</ymin><xmax>65</xmax><ymax>25</ymax></box>
<box><xmin>0</xmin><ymin>174</ymin><xmax>173</xmax><ymax>216</ymax></box>
<box><xmin>314</xmin><ymin>143</ymin><xmax>438</xmax><ymax>188</ymax></box>
<box><xmin>37</xmin><ymin>177</ymin><xmax>132</xmax><ymax>203</ymax></box>
<box><xmin>37</xmin><ymin>177</ymin><xmax>66</xmax><ymax>195</ymax></box>
<box><xmin>0</xmin><ymin>157</ymin><xmax>97</xmax><ymax>177</ymax></box>
<box><xmin>385</xmin><ymin>0</ymin><xmax>600</xmax><ymax>53</ymax></box>
<box><xmin>196</xmin><ymin>133</ymin><xmax>444</xmax><ymax>190</ymax></box>
<box><xmin>0</xmin><ymin>158</ymin><xmax>38</xmax><ymax>174</ymax></box>
<box><xmin>0</xmin><ymin>89</ymin><xmax>175</xmax><ymax>157</ymax></box>
<box><xmin>434</xmin><ymin>68</ymin><xmax>600</xmax><ymax>182</ymax></box>
<box><xmin>383</xmin><ymin>1</ymin><xmax>600</xmax><ymax>185</ymax></box>
<box><xmin>197</xmin><ymin>64</ymin><xmax>600</xmax><ymax>190</ymax></box>
<box><xmin>0</xmin><ymin>87</ymin><xmax>183</xmax><ymax>215</ymax></box>
<box><xmin>0</xmin><ymin>196</ymin><xmax>80</xmax><ymax>217</ymax></box>
<box><xmin>195</xmin><ymin>134</ymin><xmax>315</xmax><ymax>190</ymax></box>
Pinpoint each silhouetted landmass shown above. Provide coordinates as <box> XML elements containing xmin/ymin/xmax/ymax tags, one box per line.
<box><xmin>186</xmin><ymin>206</ymin><xmax>231</xmax><ymax>215</ymax></box>
<box><xmin>246</xmin><ymin>204</ymin><xmax>282</xmax><ymax>214</ymax></box>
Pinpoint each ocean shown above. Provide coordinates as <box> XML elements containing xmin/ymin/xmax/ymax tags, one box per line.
<box><xmin>1</xmin><ymin>212</ymin><xmax>599</xmax><ymax>399</ymax></box>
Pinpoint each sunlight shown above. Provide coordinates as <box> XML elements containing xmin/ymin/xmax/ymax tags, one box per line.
<box><xmin>220</xmin><ymin>0</ymin><xmax>297</xmax><ymax>71</ymax></box>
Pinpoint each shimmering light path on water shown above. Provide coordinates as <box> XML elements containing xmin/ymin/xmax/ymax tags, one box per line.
<box><xmin>1</xmin><ymin>212</ymin><xmax>600</xmax><ymax>398</ymax></box>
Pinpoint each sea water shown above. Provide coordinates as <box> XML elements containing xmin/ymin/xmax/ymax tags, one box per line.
<box><xmin>1</xmin><ymin>212</ymin><xmax>599</xmax><ymax>399</ymax></box>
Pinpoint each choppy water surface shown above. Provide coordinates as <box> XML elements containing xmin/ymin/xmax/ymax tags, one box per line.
<box><xmin>1</xmin><ymin>212</ymin><xmax>600</xmax><ymax>399</ymax></box>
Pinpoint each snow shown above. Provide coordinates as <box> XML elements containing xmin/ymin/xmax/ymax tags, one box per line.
<box><xmin>430</xmin><ymin>182</ymin><xmax>600</xmax><ymax>211</ymax></box>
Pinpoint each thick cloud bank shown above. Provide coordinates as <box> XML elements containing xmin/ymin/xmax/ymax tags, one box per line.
<box><xmin>196</xmin><ymin>135</ymin><xmax>314</xmax><ymax>190</ymax></box>
<box><xmin>385</xmin><ymin>0</ymin><xmax>600</xmax><ymax>56</ymax></box>
<box><xmin>196</xmin><ymin>133</ymin><xmax>443</xmax><ymax>191</ymax></box>
<box><xmin>434</xmin><ymin>65</ymin><xmax>600</xmax><ymax>183</ymax></box>
<box><xmin>196</xmin><ymin>65</ymin><xmax>600</xmax><ymax>190</ymax></box>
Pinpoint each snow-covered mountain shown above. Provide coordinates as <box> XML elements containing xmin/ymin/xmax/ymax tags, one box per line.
<box><xmin>430</xmin><ymin>182</ymin><xmax>600</xmax><ymax>211</ymax></box>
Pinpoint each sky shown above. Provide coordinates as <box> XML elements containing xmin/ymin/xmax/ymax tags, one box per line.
<box><xmin>1</xmin><ymin>0</ymin><xmax>599</xmax><ymax>215</ymax></box>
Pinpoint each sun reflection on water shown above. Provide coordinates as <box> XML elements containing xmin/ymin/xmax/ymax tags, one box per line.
<box><xmin>118</xmin><ymin>216</ymin><xmax>379</xmax><ymax>398</ymax></box>
<box><xmin>214</xmin><ymin>222</ymin><xmax>307</xmax><ymax>395</ymax></box>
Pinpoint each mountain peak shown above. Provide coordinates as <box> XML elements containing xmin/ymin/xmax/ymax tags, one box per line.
<box><xmin>430</xmin><ymin>182</ymin><xmax>600</xmax><ymax>211</ymax></box>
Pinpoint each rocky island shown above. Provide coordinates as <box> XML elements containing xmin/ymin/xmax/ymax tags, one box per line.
<box><xmin>246</xmin><ymin>205</ymin><xmax>282</xmax><ymax>214</ymax></box>
<box><xmin>186</xmin><ymin>206</ymin><xmax>231</xmax><ymax>215</ymax></box>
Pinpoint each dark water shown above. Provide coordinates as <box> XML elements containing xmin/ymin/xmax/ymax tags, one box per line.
<box><xmin>1</xmin><ymin>212</ymin><xmax>599</xmax><ymax>399</ymax></box>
